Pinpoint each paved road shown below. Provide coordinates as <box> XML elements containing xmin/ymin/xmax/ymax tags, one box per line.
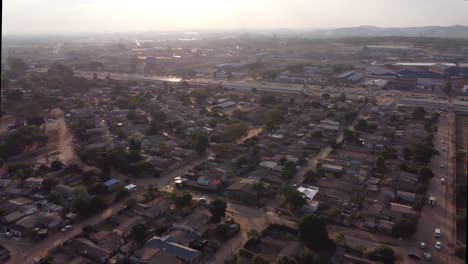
<box><xmin>338</xmin><ymin>113</ymin><xmax>462</xmax><ymax>264</ymax></box>
<box><xmin>5</xmin><ymin>113</ymin><xmax>264</xmax><ymax>263</ymax></box>
<box><xmin>5</xmin><ymin>154</ymin><xmax>208</xmax><ymax>264</ymax></box>
<box><xmin>405</xmin><ymin>113</ymin><xmax>459</xmax><ymax>264</ymax></box>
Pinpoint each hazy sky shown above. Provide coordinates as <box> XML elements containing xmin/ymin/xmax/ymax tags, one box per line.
<box><xmin>3</xmin><ymin>0</ymin><xmax>468</xmax><ymax>34</ymax></box>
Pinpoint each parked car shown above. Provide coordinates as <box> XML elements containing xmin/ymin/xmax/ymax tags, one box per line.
<box><xmin>423</xmin><ymin>253</ymin><xmax>432</xmax><ymax>260</ymax></box>
<box><xmin>3</xmin><ymin>232</ymin><xmax>12</xmax><ymax>238</ymax></box>
<box><xmin>435</xmin><ymin>241</ymin><xmax>442</xmax><ymax>250</ymax></box>
<box><xmin>408</xmin><ymin>253</ymin><xmax>421</xmax><ymax>260</ymax></box>
<box><xmin>435</xmin><ymin>228</ymin><xmax>441</xmax><ymax>238</ymax></box>
<box><xmin>420</xmin><ymin>242</ymin><xmax>426</xmax><ymax>249</ymax></box>
<box><xmin>61</xmin><ymin>225</ymin><xmax>72</xmax><ymax>232</ymax></box>
<box><xmin>440</xmin><ymin>178</ymin><xmax>446</xmax><ymax>184</ymax></box>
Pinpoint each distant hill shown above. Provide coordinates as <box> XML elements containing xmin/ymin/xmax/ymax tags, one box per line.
<box><xmin>303</xmin><ymin>25</ymin><xmax>468</xmax><ymax>39</ymax></box>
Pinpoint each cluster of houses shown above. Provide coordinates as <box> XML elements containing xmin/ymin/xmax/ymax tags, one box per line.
<box><xmin>337</xmin><ymin>62</ymin><xmax>468</xmax><ymax>94</ymax></box>
<box><xmin>46</xmin><ymin>199</ymin><xmax>237</xmax><ymax>264</ymax></box>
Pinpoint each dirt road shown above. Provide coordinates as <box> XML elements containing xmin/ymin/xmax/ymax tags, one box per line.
<box><xmin>51</xmin><ymin>108</ymin><xmax>78</xmax><ymax>165</ymax></box>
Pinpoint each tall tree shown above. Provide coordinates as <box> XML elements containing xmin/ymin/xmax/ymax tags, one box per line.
<box><xmin>209</xmin><ymin>199</ymin><xmax>227</xmax><ymax>223</ymax></box>
<box><xmin>143</xmin><ymin>184</ymin><xmax>158</xmax><ymax>204</ymax></box>
<box><xmin>368</xmin><ymin>245</ymin><xmax>396</xmax><ymax>264</ymax></box>
<box><xmin>223</xmin><ymin>122</ymin><xmax>248</xmax><ymax>143</ymax></box>
<box><xmin>298</xmin><ymin>214</ymin><xmax>330</xmax><ymax>249</ymax></box>
<box><xmin>443</xmin><ymin>80</ymin><xmax>452</xmax><ymax>96</ymax></box>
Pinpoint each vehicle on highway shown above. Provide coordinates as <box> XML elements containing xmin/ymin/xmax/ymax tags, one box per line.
<box><xmin>423</xmin><ymin>253</ymin><xmax>432</xmax><ymax>260</ymax></box>
<box><xmin>435</xmin><ymin>241</ymin><xmax>442</xmax><ymax>249</ymax></box>
<box><xmin>408</xmin><ymin>253</ymin><xmax>421</xmax><ymax>260</ymax></box>
<box><xmin>420</xmin><ymin>242</ymin><xmax>426</xmax><ymax>249</ymax></box>
<box><xmin>435</xmin><ymin>228</ymin><xmax>441</xmax><ymax>237</ymax></box>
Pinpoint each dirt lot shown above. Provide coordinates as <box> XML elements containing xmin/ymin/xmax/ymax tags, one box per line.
<box><xmin>455</xmin><ymin>115</ymin><xmax>468</xmax><ymax>244</ymax></box>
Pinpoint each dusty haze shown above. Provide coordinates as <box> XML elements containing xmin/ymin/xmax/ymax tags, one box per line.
<box><xmin>3</xmin><ymin>0</ymin><xmax>468</xmax><ymax>34</ymax></box>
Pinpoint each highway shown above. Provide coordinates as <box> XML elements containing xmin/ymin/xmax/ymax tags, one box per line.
<box><xmin>70</xmin><ymin>70</ymin><xmax>305</xmax><ymax>94</ymax></box>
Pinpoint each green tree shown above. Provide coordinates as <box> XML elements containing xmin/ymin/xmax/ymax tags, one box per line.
<box><xmin>392</xmin><ymin>217</ymin><xmax>418</xmax><ymax>238</ymax></box>
<box><xmin>126</xmin><ymin>110</ymin><xmax>137</xmax><ymax>121</ymax></box>
<box><xmin>27</xmin><ymin>116</ymin><xmax>45</xmax><ymax>126</ymax></box>
<box><xmin>50</xmin><ymin>160</ymin><xmax>63</xmax><ymax>171</ymax></box>
<box><xmin>411</xmin><ymin>142</ymin><xmax>439</xmax><ymax>164</ymax></box>
<box><xmin>412</xmin><ymin>107</ymin><xmax>426</xmax><ymax>120</ymax></box>
<box><xmin>402</xmin><ymin>147</ymin><xmax>412</xmax><ymax>160</ymax></box>
<box><xmin>298</xmin><ymin>214</ymin><xmax>329</xmax><ymax>249</ymax></box>
<box><xmin>114</xmin><ymin>187</ymin><xmax>129</xmax><ymax>202</ymax></box>
<box><xmin>443</xmin><ymin>81</ymin><xmax>452</xmax><ymax>96</ymax></box>
<box><xmin>7</xmin><ymin>56</ymin><xmax>28</xmax><ymax>71</ymax></box>
<box><xmin>223</xmin><ymin>122</ymin><xmax>248</xmax><ymax>143</ymax></box>
<box><xmin>15</xmin><ymin>168</ymin><xmax>33</xmax><ymax>181</ymax></box>
<box><xmin>232</xmin><ymin>109</ymin><xmax>243</xmax><ymax>119</ymax></box>
<box><xmin>417</xmin><ymin>166</ymin><xmax>434</xmax><ymax>182</ymax></box>
<box><xmin>281</xmin><ymin>161</ymin><xmax>298</xmax><ymax>180</ymax></box>
<box><xmin>209</xmin><ymin>199</ymin><xmax>227</xmax><ymax>223</ymax></box>
<box><xmin>368</xmin><ymin>245</ymin><xmax>396</xmax><ymax>264</ymax></box>
<box><xmin>297</xmin><ymin>251</ymin><xmax>321</xmax><ymax>264</ymax></box>
<box><xmin>277</xmin><ymin>257</ymin><xmax>298</xmax><ymax>264</ymax></box>
<box><xmin>125</xmin><ymin>198</ymin><xmax>137</xmax><ymax>209</ymax></box>
<box><xmin>189</xmin><ymin>130</ymin><xmax>209</xmax><ymax>154</ymax></box>
<box><xmin>129</xmin><ymin>138</ymin><xmax>142</xmax><ymax>152</ymax></box>
<box><xmin>335</xmin><ymin>232</ymin><xmax>347</xmax><ymax>247</ymax></box>
<box><xmin>344</xmin><ymin>111</ymin><xmax>358</xmax><ymax>122</ymax></box>
<box><xmin>259</xmin><ymin>95</ymin><xmax>277</xmax><ymax>106</ymax></box>
<box><xmin>303</xmin><ymin>170</ymin><xmax>321</xmax><ymax>184</ymax></box>
<box><xmin>340</xmin><ymin>93</ymin><xmax>346</xmax><ymax>102</ymax></box>
<box><xmin>374</xmin><ymin>156</ymin><xmax>385</xmax><ymax>172</ymax></box>
<box><xmin>143</xmin><ymin>184</ymin><xmax>158</xmax><ymax>204</ymax></box>
<box><xmin>247</xmin><ymin>229</ymin><xmax>260</xmax><ymax>240</ymax></box>
<box><xmin>284</xmin><ymin>187</ymin><xmax>307</xmax><ymax>209</ymax></box>
<box><xmin>266</xmin><ymin>108</ymin><xmax>285</xmax><ymax>125</ymax></box>
<box><xmin>322</xmin><ymin>93</ymin><xmax>330</xmax><ymax>100</ymax></box>
<box><xmin>132</xmin><ymin>223</ymin><xmax>148</xmax><ymax>242</ymax></box>
<box><xmin>72</xmin><ymin>186</ymin><xmax>91</xmax><ymax>215</ymax></box>
<box><xmin>175</xmin><ymin>192</ymin><xmax>193</xmax><ymax>209</ymax></box>
<box><xmin>47</xmin><ymin>191</ymin><xmax>63</xmax><ymax>205</ymax></box>
<box><xmin>253</xmin><ymin>256</ymin><xmax>269</xmax><ymax>264</ymax></box>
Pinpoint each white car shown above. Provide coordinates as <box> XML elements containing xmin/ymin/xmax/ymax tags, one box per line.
<box><xmin>420</xmin><ymin>242</ymin><xmax>426</xmax><ymax>249</ymax></box>
<box><xmin>440</xmin><ymin>178</ymin><xmax>446</xmax><ymax>184</ymax></box>
<box><xmin>435</xmin><ymin>241</ymin><xmax>442</xmax><ymax>250</ymax></box>
<box><xmin>440</xmin><ymin>164</ymin><xmax>445</xmax><ymax>168</ymax></box>
<box><xmin>61</xmin><ymin>225</ymin><xmax>72</xmax><ymax>232</ymax></box>
<box><xmin>423</xmin><ymin>253</ymin><xmax>432</xmax><ymax>260</ymax></box>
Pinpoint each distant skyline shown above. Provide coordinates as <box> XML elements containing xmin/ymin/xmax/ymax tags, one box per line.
<box><xmin>3</xmin><ymin>0</ymin><xmax>468</xmax><ymax>35</ymax></box>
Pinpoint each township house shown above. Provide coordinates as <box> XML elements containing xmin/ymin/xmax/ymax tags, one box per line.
<box><xmin>134</xmin><ymin>236</ymin><xmax>201</xmax><ymax>264</ymax></box>
<box><xmin>226</xmin><ymin>178</ymin><xmax>257</xmax><ymax>204</ymax></box>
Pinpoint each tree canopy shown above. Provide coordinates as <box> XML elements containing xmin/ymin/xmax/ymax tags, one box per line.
<box><xmin>368</xmin><ymin>245</ymin><xmax>396</xmax><ymax>264</ymax></box>
<box><xmin>209</xmin><ymin>199</ymin><xmax>227</xmax><ymax>223</ymax></box>
<box><xmin>223</xmin><ymin>122</ymin><xmax>249</xmax><ymax>143</ymax></box>
<box><xmin>298</xmin><ymin>214</ymin><xmax>330</xmax><ymax>249</ymax></box>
